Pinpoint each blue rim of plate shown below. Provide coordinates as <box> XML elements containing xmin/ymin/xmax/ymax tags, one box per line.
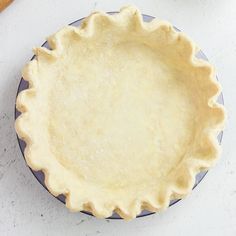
<box><xmin>15</xmin><ymin>12</ymin><xmax>224</xmax><ymax>220</ymax></box>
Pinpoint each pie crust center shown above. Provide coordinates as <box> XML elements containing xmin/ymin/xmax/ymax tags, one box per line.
<box><xmin>48</xmin><ymin>38</ymin><xmax>195</xmax><ymax>189</ymax></box>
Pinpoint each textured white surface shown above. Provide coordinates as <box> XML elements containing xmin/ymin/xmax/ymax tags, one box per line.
<box><xmin>0</xmin><ymin>0</ymin><xmax>235</xmax><ymax>235</ymax></box>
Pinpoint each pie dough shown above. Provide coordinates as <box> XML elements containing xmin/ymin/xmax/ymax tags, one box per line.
<box><xmin>15</xmin><ymin>6</ymin><xmax>225</xmax><ymax>220</ymax></box>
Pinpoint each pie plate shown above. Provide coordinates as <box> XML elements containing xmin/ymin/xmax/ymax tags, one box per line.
<box><xmin>15</xmin><ymin>13</ymin><xmax>224</xmax><ymax>219</ymax></box>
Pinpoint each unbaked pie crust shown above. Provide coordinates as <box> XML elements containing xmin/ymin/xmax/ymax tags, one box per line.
<box><xmin>15</xmin><ymin>6</ymin><xmax>225</xmax><ymax>220</ymax></box>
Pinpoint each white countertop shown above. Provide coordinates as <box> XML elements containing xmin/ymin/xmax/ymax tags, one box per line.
<box><xmin>0</xmin><ymin>0</ymin><xmax>236</xmax><ymax>235</ymax></box>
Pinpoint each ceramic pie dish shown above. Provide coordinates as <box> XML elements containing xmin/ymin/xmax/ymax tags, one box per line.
<box><xmin>15</xmin><ymin>6</ymin><xmax>225</xmax><ymax>220</ymax></box>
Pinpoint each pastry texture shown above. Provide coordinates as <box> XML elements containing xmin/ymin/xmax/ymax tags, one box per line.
<box><xmin>15</xmin><ymin>6</ymin><xmax>225</xmax><ymax>220</ymax></box>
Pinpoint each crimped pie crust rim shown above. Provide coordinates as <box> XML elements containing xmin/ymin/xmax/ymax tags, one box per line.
<box><xmin>15</xmin><ymin>6</ymin><xmax>226</xmax><ymax>220</ymax></box>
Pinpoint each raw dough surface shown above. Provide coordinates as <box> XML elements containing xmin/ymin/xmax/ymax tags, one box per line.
<box><xmin>15</xmin><ymin>6</ymin><xmax>225</xmax><ymax>220</ymax></box>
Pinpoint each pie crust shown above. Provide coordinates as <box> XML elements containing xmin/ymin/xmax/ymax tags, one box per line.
<box><xmin>15</xmin><ymin>6</ymin><xmax>225</xmax><ymax>220</ymax></box>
